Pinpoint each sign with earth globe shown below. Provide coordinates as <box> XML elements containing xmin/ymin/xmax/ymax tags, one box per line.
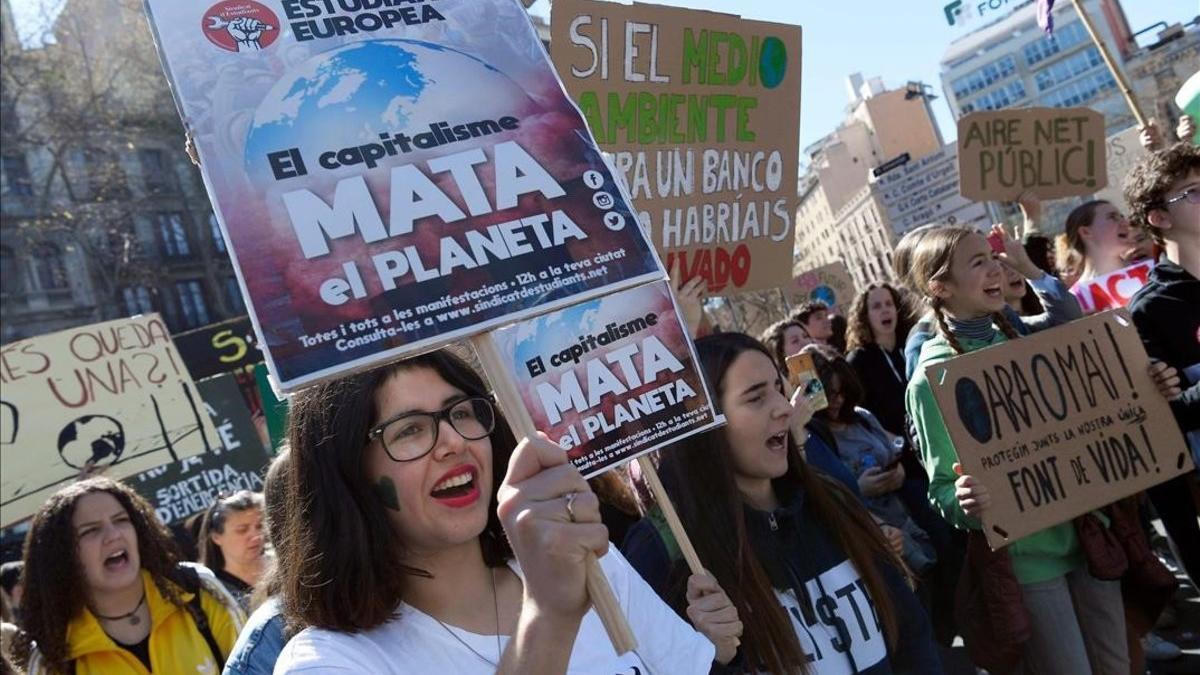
<box><xmin>146</xmin><ymin>0</ymin><xmax>666</xmax><ymax>393</ymax></box>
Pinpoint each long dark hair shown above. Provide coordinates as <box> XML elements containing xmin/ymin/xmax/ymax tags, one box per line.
<box><xmin>280</xmin><ymin>349</ymin><xmax>517</xmax><ymax>633</ymax></box>
<box><xmin>1063</xmin><ymin>199</ymin><xmax>1111</xmax><ymax>262</ymax></box>
<box><xmin>197</xmin><ymin>490</ymin><xmax>263</xmax><ymax>572</ymax></box>
<box><xmin>249</xmin><ymin>447</ymin><xmax>290</xmax><ymax>611</ymax></box>
<box><xmin>845</xmin><ymin>282</ymin><xmax>915</xmax><ymax>354</ymax></box>
<box><xmin>13</xmin><ymin>478</ymin><xmax>186</xmax><ymax>674</ymax></box>
<box><xmin>759</xmin><ymin>319</ymin><xmax>807</xmax><ymax>372</ymax></box>
<box><xmin>655</xmin><ymin>333</ymin><xmax>903</xmax><ymax>674</ymax></box>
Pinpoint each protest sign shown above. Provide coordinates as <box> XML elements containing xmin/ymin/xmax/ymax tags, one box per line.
<box><xmin>958</xmin><ymin>107</ymin><xmax>1107</xmax><ymax>201</ymax></box>
<box><xmin>551</xmin><ymin>0</ymin><xmax>802</xmax><ymax>295</ymax></box>
<box><xmin>874</xmin><ymin>144</ymin><xmax>990</xmax><ymax>235</ymax></box>
<box><xmin>146</xmin><ymin>0</ymin><xmax>664</xmax><ymax>393</ymax></box>
<box><xmin>172</xmin><ymin>316</ymin><xmax>261</xmax><ymax>381</ymax></box>
<box><xmin>925</xmin><ymin>310</ymin><xmax>1192</xmax><ymax>548</ymax></box>
<box><xmin>1093</xmin><ymin>126</ymin><xmax>1149</xmax><ymax>211</ymax></box>
<box><xmin>489</xmin><ymin>281</ymin><xmax>720</xmax><ymax>477</ymax></box>
<box><xmin>0</xmin><ymin>314</ymin><xmax>220</xmax><ymax>526</ymax></box>
<box><xmin>132</xmin><ymin>372</ymin><xmax>272</xmax><ymax>525</ymax></box>
<box><xmin>785</xmin><ymin>262</ymin><xmax>857</xmax><ymax>311</ymax></box>
<box><xmin>1070</xmin><ymin>259</ymin><xmax>1155</xmax><ymax>314</ymax></box>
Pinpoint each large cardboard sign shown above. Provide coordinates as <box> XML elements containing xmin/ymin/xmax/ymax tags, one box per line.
<box><xmin>958</xmin><ymin>107</ymin><xmax>1107</xmax><ymax>201</ymax></box>
<box><xmin>132</xmin><ymin>373</ymin><xmax>272</xmax><ymax>524</ymax></box>
<box><xmin>1094</xmin><ymin>126</ymin><xmax>1149</xmax><ymax>211</ymax></box>
<box><xmin>0</xmin><ymin>314</ymin><xmax>220</xmax><ymax>526</ymax></box>
<box><xmin>172</xmin><ymin>316</ymin><xmax>261</xmax><ymax>381</ymax></box>
<box><xmin>925</xmin><ymin>310</ymin><xmax>1192</xmax><ymax>548</ymax></box>
<box><xmin>146</xmin><ymin>0</ymin><xmax>663</xmax><ymax>392</ymax></box>
<box><xmin>551</xmin><ymin>0</ymin><xmax>802</xmax><ymax>295</ymax></box>
<box><xmin>1070</xmin><ymin>260</ymin><xmax>1155</xmax><ymax>314</ymax></box>
<box><xmin>785</xmin><ymin>262</ymin><xmax>857</xmax><ymax>311</ymax></box>
<box><xmin>490</xmin><ymin>281</ymin><xmax>720</xmax><ymax>477</ymax></box>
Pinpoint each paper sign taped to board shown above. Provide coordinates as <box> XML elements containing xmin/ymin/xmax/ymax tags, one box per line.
<box><xmin>1070</xmin><ymin>259</ymin><xmax>1155</xmax><ymax>314</ymax></box>
<box><xmin>131</xmin><ymin>372</ymin><xmax>272</xmax><ymax>525</ymax></box>
<box><xmin>489</xmin><ymin>281</ymin><xmax>721</xmax><ymax>477</ymax></box>
<box><xmin>0</xmin><ymin>314</ymin><xmax>220</xmax><ymax>526</ymax></box>
<box><xmin>551</xmin><ymin>0</ymin><xmax>802</xmax><ymax>295</ymax></box>
<box><xmin>925</xmin><ymin>310</ymin><xmax>1192</xmax><ymax>548</ymax></box>
<box><xmin>144</xmin><ymin>0</ymin><xmax>664</xmax><ymax>392</ymax></box>
<box><xmin>958</xmin><ymin>107</ymin><xmax>1107</xmax><ymax>201</ymax></box>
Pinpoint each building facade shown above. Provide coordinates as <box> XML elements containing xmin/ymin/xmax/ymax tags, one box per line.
<box><xmin>1</xmin><ymin>0</ymin><xmax>247</xmax><ymax>343</ymax></box>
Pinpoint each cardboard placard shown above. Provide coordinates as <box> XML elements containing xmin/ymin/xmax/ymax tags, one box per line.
<box><xmin>958</xmin><ymin>107</ymin><xmax>1107</xmax><ymax>201</ymax></box>
<box><xmin>1093</xmin><ymin>126</ymin><xmax>1149</xmax><ymax>212</ymax></box>
<box><xmin>785</xmin><ymin>262</ymin><xmax>857</xmax><ymax>311</ymax></box>
<box><xmin>172</xmin><ymin>316</ymin><xmax>261</xmax><ymax>381</ymax></box>
<box><xmin>131</xmin><ymin>372</ymin><xmax>272</xmax><ymax>524</ymax></box>
<box><xmin>925</xmin><ymin>310</ymin><xmax>1192</xmax><ymax>548</ymax></box>
<box><xmin>0</xmin><ymin>314</ymin><xmax>220</xmax><ymax>526</ymax></box>
<box><xmin>146</xmin><ymin>0</ymin><xmax>664</xmax><ymax>393</ymax></box>
<box><xmin>1070</xmin><ymin>260</ymin><xmax>1155</xmax><ymax>314</ymax></box>
<box><xmin>551</xmin><ymin>0</ymin><xmax>802</xmax><ymax>295</ymax></box>
<box><xmin>489</xmin><ymin>281</ymin><xmax>720</xmax><ymax>477</ymax></box>
<box><xmin>874</xmin><ymin>144</ymin><xmax>990</xmax><ymax>235</ymax></box>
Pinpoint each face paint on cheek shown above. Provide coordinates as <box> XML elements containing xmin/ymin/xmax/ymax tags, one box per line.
<box><xmin>373</xmin><ymin>476</ymin><xmax>402</xmax><ymax>512</ymax></box>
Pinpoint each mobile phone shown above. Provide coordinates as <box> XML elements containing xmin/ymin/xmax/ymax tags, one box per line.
<box><xmin>987</xmin><ymin>231</ymin><xmax>1006</xmax><ymax>254</ymax></box>
<box><xmin>785</xmin><ymin>352</ymin><xmax>829</xmax><ymax>411</ymax></box>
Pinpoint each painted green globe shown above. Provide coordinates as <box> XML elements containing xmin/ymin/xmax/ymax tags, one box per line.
<box><xmin>758</xmin><ymin>36</ymin><xmax>787</xmax><ymax>89</ymax></box>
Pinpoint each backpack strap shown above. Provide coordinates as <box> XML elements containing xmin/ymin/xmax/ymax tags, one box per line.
<box><xmin>173</xmin><ymin>564</ymin><xmax>227</xmax><ymax>671</ymax></box>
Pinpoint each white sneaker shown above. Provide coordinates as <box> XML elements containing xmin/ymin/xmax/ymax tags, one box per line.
<box><xmin>1142</xmin><ymin>632</ymin><xmax>1182</xmax><ymax>661</ymax></box>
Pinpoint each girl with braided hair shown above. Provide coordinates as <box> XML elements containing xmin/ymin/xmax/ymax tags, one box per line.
<box><xmin>904</xmin><ymin>226</ymin><xmax>1182</xmax><ymax>674</ymax></box>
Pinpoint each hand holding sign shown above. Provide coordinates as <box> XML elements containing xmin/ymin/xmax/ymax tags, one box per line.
<box><xmin>953</xmin><ymin>462</ymin><xmax>992</xmax><ymax>519</ymax></box>
<box><xmin>686</xmin><ymin>572</ymin><xmax>742</xmax><ymax>665</ymax></box>
<box><xmin>497</xmin><ymin>435</ymin><xmax>610</xmax><ymax>621</ymax></box>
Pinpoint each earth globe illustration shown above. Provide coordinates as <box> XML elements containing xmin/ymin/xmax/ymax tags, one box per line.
<box><xmin>57</xmin><ymin>415</ymin><xmax>125</xmax><ymax>469</ymax></box>
<box><xmin>245</xmin><ymin>39</ymin><xmax>537</xmax><ymax>180</ymax></box>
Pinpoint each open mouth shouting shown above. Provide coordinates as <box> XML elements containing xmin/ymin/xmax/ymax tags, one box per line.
<box><xmin>430</xmin><ymin>465</ymin><xmax>481</xmax><ymax>508</ymax></box>
<box><xmin>766</xmin><ymin>430</ymin><xmax>788</xmax><ymax>452</ymax></box>
<box><xmin>103</xmin><ymin>548</ymin><xmax>132</xmax><ymax>573</ymax></box>
<box><xmin>983</xmin><ymin>283</ymin><xmax>1004</xmax><ymax>302</ymax></box>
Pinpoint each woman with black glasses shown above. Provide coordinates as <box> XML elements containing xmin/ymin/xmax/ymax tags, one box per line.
<box><xmin>273</xmin><ymin>349</ymin><xmax>739</xmax><ymax>674</ymax></box>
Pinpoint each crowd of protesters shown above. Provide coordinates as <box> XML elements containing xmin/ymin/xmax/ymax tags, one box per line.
<box><xmin>0</xmin><ymin>118</ymin><xmax>1196</xmax><ymax>675</ymax></box>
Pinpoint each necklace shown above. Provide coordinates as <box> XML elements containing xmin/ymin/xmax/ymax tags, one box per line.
<box><xmin>93</xmin><ymin>591</ymin><xmax>147</xmax><ymax>626</ymax></box>
<box><xmin>431</xmin><ymin>566</ymin><xmax>504</xmax><ymax>667</ymax></box>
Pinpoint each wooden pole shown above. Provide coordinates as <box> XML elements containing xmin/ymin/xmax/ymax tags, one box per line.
<box><xmin>636</xmin><ymin>456</ymin><xmax>705</xmax><ymax>575</ymax></box>
<box><xmin>1067</xmin><ymin>0</ymin><xmax>1148</xmax><ymax>128</ymax></box>
<box><xmin>471</xmin><ymin>333</ymin><xmax>638</xmax><ymax>655</ymax></box>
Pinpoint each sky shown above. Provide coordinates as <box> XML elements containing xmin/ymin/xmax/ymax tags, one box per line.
<box><xmin>9</xmin><ymin>0</ymin><xmax>1195</xmax><ymax>154</ymax></box>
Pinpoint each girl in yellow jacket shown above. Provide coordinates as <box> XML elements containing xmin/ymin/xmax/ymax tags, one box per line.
<box><xmin>13</xmin><ymin>477</ymin><xmax>245</xmax><ymax>674</ymax></box>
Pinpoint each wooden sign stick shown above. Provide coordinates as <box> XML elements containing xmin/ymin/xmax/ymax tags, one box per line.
<box><xmin>1068</xmin><ymin>0</ymin><xmax>1148</xmax><ymax>128</ymax></box>
<box><xmin>471</xmin><ymin>332</ymin><xmax>638</xmax><ymax>654</ymax></box>
<box><xmin>636</xmin><ymin>455</ymin><xmax>705</xmax><ymax>575</ymax></box>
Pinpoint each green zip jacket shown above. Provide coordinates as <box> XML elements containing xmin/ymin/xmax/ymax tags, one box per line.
<box><xmin>906</xmin><ymin>332</ymin><xmax>1083</xmax><ymax>584</ymax></box>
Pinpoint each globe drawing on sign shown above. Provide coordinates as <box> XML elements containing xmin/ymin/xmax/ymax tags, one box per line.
<box><xmin>245</xmin><ymin>40</ymin><xmax>538</xmax><ymax>179</ymax></box>
<box><xmin>758</xmin><ymin>36</ymin><xmax>787</xmax><ymax>89</ymax></box>
<box><xmin>57</xmin><ymin>415</ymin><xmax>126</xmax><ymax>469</ymax></box>
<box><xmin>810</xmin><ymin>285</ymin><xmax>837</xmax><ymax>309</ymax></box>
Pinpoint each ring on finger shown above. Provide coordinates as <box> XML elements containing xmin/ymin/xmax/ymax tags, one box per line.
<box><xmin>564</xmin><ymin>491</ymin><xmax>578</xmax><ymax>523</ymax></box>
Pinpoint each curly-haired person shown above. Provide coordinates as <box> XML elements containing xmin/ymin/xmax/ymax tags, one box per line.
<box><xmin>12</xmin><ymin>478</ymin><xmax>244</xmax><ymax>674</ymax></box>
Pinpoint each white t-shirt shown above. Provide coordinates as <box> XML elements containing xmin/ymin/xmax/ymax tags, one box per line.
<box><xmin>774</xmin><ymin>559</ymin><xmax>888</xmax><ymax>674</ymax></box>
<box><xmin>274</xmin><ymin>549</ymin><xmax>715</xmax><ymax>674</ymax></box>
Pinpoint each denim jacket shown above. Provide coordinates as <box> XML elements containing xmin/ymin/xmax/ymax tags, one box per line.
<box><xmin>222</xmin><ymin>597</ymin><xmax>286</xmax><ymax>675</ymax></box>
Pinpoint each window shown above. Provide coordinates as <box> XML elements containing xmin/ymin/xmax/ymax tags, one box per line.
<box><xmin>83</xmin><ymin>147</ymin><xmax>129</xmax><ymax>201</ymax></box>
<box><xmin>138</xmin><ymin>149</ymin><xmax>175</xmax><ymax>195</ymax></box>
<box><xmin>224</xmin><ymin>276</ymin><xmax>245</xmax><ymax>313</ymax></box>
<box><xmin>1</xmin><ymin>154</ymin><xmax>33</xmax><ymax>196</ymax></box>
<box><xmin>175</xmin><ymin>280</ymin><xmax>210</xmax><ymax>328</ymax></box>
<box><xmin>1023</xmin><ymin>22</ymin><xmax>1089</xmax><ymax>66</ymax></box>
<box><xmin>960</xmin><ymin>80</ymin><xmax>1028</xmax><ymax>114</ymax></box>
<box><xmin>30</xmin><ymin>242</ymin><xmax>68</xmax><ymax>291</ymax></box>
<box><xmin>156</xmin><ymin>213</ymin><xmax>191</xmax><ymax>258</ymax></box>
<box><xmin>209</xmin><ymin>213</ymin><xmax>226</xmax><ymax>253</ymax></box>
<box><xmin>1040</xmin><ymin>71</ymin><xmax>1117</xmax><ymax>108</ymax></box>
<box><xmin>1034</xmin><ymin>46</ymin><xmax>1104</xmax><ymax>92</ymax></box>
<box><xmin>122</xmin><ymin>285</ymin><xmax>155</xmax><ymax>316</ymax></box>
<box><xmin>951</xmin><ymin>55</ymin><xmax>1017</xmax><ymax>99</ymax></box>
<box><xmin>0</xmin><ymin>245</ymin><xmax>20</xmax><ymax>293</ymax></box>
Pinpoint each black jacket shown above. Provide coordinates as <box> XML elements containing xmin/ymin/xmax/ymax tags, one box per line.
<box><xmin>847</xmin><ymin>345</ymin><xmax>908</xmax><ymax>437</ymax></box>
<box><xmin>622</xmin><ymin>482</ymin><xmax>942</xmax><ymax>674</ymax></box>
<box><xmin>1129</xmin><ymin>260</ymin><xmax>1200</xmax><ymax>434</ymax></box>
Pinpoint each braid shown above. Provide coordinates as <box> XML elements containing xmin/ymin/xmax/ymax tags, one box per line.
<box><xmin>932</xmin><ymin>302</ymin><xmax>965</xmax><ymax>355</ymax></box>
<box><xmin>992</xmin><ymin>311</ymin><xmax>1021</xmax><ymax>340</ymax></box>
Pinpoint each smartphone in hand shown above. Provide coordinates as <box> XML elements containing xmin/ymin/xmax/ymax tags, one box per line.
<box><xmin>786</xmin><ymin>352</ymin><xmax>829</xmax><ymax>411</ymax></box>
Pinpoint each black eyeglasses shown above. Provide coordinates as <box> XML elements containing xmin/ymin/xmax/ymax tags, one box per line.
<box><xmin>367</xmin><ymin>396</ymin><xmax>496</xmax><ymax>462</ymax></box>
<box><xmin>1162</xmin><ymin>188</ymin><xmax>1200</xmax><ymax>208</ymax></box>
